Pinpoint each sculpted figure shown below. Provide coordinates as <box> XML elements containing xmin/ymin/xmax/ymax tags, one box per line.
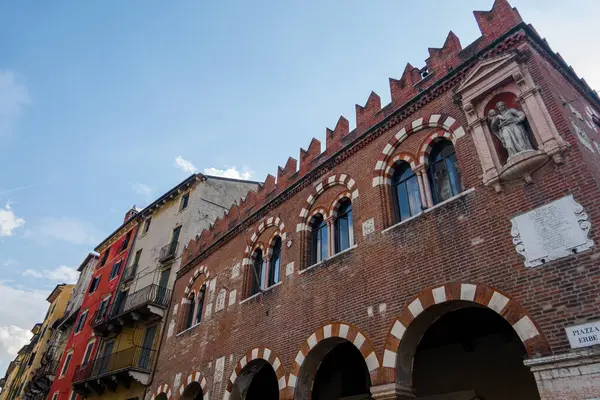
<box><xmin>489</xmin><ymin>101</ymin><xmax>534</xmax><ymax>158</ymax></box>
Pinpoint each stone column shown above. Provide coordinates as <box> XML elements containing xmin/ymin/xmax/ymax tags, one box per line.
<box><xmin>262</xmin><ymin>256</ymin><xmax>270</xmax><ymax>288</ymax></box>
<box><xmin>415</xmin><ymin>170</ymin><xmax>427</xmax><ymax>210</ymax></box>
<box><xmin>326</xmin><ymin>217</ymin><xmax>335</xmax><ymax>258</ymax></box>
<box><xmin>371</xmin><ymin>383</ymin><xmax>415</xmax><ymax>400</ymax></box>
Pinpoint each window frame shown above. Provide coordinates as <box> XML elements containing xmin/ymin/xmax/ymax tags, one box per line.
<box><xmin>97</xmin><ymin>296</ymin><xmax>111</xmax><ymax>319</ymax></box>
<box><xmin>267</xmin><ymin>236</ymin><xmax>282</xmax><ymax>287</ymax></box>
<box><xmin>143</xmin><ymin>217</ymin><xmax>152</xmax><ymax>234</ymax></box>
<box><xmin>74</xmin><ymin>310</ymin><xmax>88</xmax><ymax>335</ymax></box>
<box><xmin>194</xmin><ymin>286</ymin><xmax>206</xmax><ymax>325</ymax></box>
<box><xmin>185</xmin><ymin>292</ymin><xmax>195</xmax><ymax>330</ymax></box>
<box><xmin>81</xmin><ymin>339</ymin><xmax>95</xmax><ymax>365</ymax></box>
<box><xmin>109</xmin><ymin>260</ymin><xmax>122</xmax><ymax>281</ymax></box>
<box><xmin>334</xmin><ymin>199</ymin><xmax>354</xmax><ymax>254</ymax></box>
<box><xmin>427</xmin><ymin>140</ymin><xmax>462</xmax><ymax>205</ymax></box>
<box><xmin>88</xmin><ymin>275</ymin><xmax>101</xmax><ymax>293</ymax></box>
<box><xmin>99</xmin><ymin>250</ymin><xmax>109</xmax><ymax>267</ymax></box>
<box><xmin>59</xmin><ymin>350</ymin><xmax>73</xmax><ymax>378</ymax></box>
<box><xmin>179</xmin><ymin>193</ymin><xmax>190</xmax><ymax>211</ymax></box>
<box><xmin>52</xmin><ymin>392</ymin><xmax>59</xmax><ymax>400</ymax></box>
<box><xmin>247</xmin><ymin>248</ymin><xmax>264</xmax><ymax>297</ymax></box>
<box><xmin>392</xmin><ymin>163</ymin><xmax>423</xmax><ymax>222</ymax></box>
<box><xmin>310</xmin><ymin>214</ymin><xmax>328</xmax><ymax>265</ymax></box>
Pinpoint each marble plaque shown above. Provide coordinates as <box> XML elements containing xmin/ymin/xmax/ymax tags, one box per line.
<box><xmin>511</xmin><ymin>195</ymin><xmax>593</xmax><ymax>268</ymax></box>
<box><xmin>362</xmin><ymin>217</ymin><xmax>375</xmax><ymax>237</ymax></box>
<box><xmin>565</xmin><ymin>320</ymin><xmax>600</xmax><ymax>349</ymax></box>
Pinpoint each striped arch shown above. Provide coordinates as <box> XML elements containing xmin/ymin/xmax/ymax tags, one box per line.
<box><xmin>373</xmin><ymin>114</ymin><xmax>466</xmax><ymax>186</ymax></box>
<box><xmin>328</xmin><ymin>191</ymin><xmax>352</xmax><ymax>218</ymax></box>
<box><xmin>242</xmin><ymin>216</ymin><xmax>286</xmax><ymax>267</ymax></box>
<box><xmin>224</xmin><ymin>346</ymin><xmax>287</xmax><ymax>399</ymax></box>
<box><xmin>287</xmin><ymin>322</ymin><xmax>381</xmax><ymax>391</ymax></box>
<box><xmin>178</xmin><ymin>370</ymin><xmax>209</xmax><ymax>399</ymax></box>
<box><xmin>378</xmin><ymin>152</ymin><xmax>418</xmax><ymax>187</ymax></box>
<box><xmin>417</xmin><ymin>129</ymin><xmax>457</xmax><ymax>166</ymax></box>
<box><xmin>296</xmin><ymin>174</ymin><xmax>359</xmax><ymax>232</ymax></box>
<box><xmin>382</xmin><ymin>282</ymin><xmax>551</xmax><ymax>380</ymax></box>
<box><xmin>152</xmin><ymin>383</ymin><xmax>172</xmax><ymax>400</ymax></box>
<box><xmin>183</xmin><ymin>265</ymin><xmax>210</xmax><ymax>296</ymax></box>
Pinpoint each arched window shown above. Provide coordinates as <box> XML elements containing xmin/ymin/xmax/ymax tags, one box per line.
<box><xmin>268</xmin><ymin>236</ymin><xmax>282</xmax><ymax>287</ymax></box>
<box><xmin>248</xmin><ymin>249</ymin><xmax>264</xmax><ymax>297</ymax></box>
<box><xmin>428</xmin><ymin>140</ymin><xmax>462</xmax><ymax>204</ymax></box>
<box><xmin>335</xmin><ymin>199</ymin><xmax>353</xmax><ymax>253</ymax></box>
<box><xmin>392</xmin><ymin>163</ymin><xmax>422</xmax><ymax>221</ymax></box>
<box><xmin>195</xmin><ymin>286</ymin><xmax>206</xmax><ymax>325</ymax></box>
<box><xmin>311</xmin><ymin>214</ymin><xmax>328</xmax><ymax>264</ymax></box>
<box><xmin>185</xmin><ymin>293</ymin><xmax>195</xmax><ymax>330</ymax></box>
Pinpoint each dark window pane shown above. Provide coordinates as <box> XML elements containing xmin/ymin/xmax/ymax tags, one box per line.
<box><xmin>396</xmin><ymin>183</ymin><xmax>411</xmax><ymax>221</ymax></box>
<box><xmin>196</xmin><ymin>287</ymin><xmax>205</xmax><ymax>324</ymax></box>
<box><xmin>186</xmin><ymin>294</ymin><xmax>195</xmax><ymax>329</ymax></box>
<box><xmin>319</xmin><ymin>221</ymin><xmax>328</xmax><ymax>261</ymax></box>
<box><xmin>335</xmin><ymin>200</ymin><xmax>353</xmax><ymax>253</ymax></box>
<box><xmin>250</xmin><ymin>249</ymin><xmax>263</xmax><ymax>296</ymax></box>
<box><xmin>311</xmin><ymin>215</ymin><xmax>327</xmax><ymax>264</ymax></box>
<box><xmin>268</xmin><ymin>237</ymin><xmax>282</xmax><ymax>286</ymax></box>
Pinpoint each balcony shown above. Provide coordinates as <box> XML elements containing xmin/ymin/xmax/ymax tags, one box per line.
<box><xmin>158</xmin><ymin>241</ymin><xmax>178</xmax><ymax>264</ymax></box>
<box><xmin>23</xmin><ymin>356</ymin><xmax>59</xmax><ymax>399</ymax></box>
<box><xmin>89</xmin><ymin>305</ymin><xmax>112</xmax><ymax>335</ymax></box>
<box><xmin>72</xmin><ymin>346</ymin><xmax>156</xmax><ymax>395</ymax></box>
<box><xmin>91</xmin><ymin>285</ymin><xmax>172</xmax><ymax>336</ymax></box>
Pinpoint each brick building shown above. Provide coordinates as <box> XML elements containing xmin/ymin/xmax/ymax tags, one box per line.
<box><xmin>149</xmin><ymin>1</ymin><xmax>600</xmax><ymax>399</ymax></box>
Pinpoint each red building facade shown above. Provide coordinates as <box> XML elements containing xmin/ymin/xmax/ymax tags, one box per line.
<box><xmin>149</xmin><ymin>2</ymin><xmax>600</xmax><ymax>400</ymax></box>
<box><xmin>49</xmin><ymin>212</ymin><xmax>139</xmax><ymax>400</ymax></box>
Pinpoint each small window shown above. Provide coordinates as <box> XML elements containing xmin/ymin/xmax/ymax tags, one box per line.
<box><xmin>185</xmin><ymin>293</ymin><xmax>195</xmax><ymax>330</ymax></box>
<box><xmin>109</xmin><ymin>260</ymin><xmax>122</xmax><ymax>280</ymax></box>
<box><xmin>74</xmin><ymin>311</ymin><xmax>88</xmax><ymax>334</ymax></box>
<box><xmin>392</xmin><ymin>163</ymin><xmax>422</xmax><ymax>221</ymax></box>
<box><xmin>82</xmin><ymin>340</ymin><xmax>95</xmax><ymax>364</ymax></box>
<box><xmin>195</xmin><ymin>286</ymin><xmax>206</xmax><ymax>325</ymax></box>
<box><xmin>268</xmin><ymin>236</ymin><xmax>282</xmax><ymax>287</ymax></box>
<box><xmin>60</xmin><ymin>351</ymin><xmax>73</xmax><ymax>377</ymax></box>
<box><xmin>120</xmin><ymin>231</ymin><xmax>132</xmax><ymax>252</ymax></box>
<box><xmin>248</xmin><ymin>249</ymin><xmax>264</xmax><ymax>297</ymax></box>
<box><xmin>428</xmin><ymin>140</ymin><xmax>462</xmax><ymax>204</ymax></box>
<box><xmin>143</xmin><ymin>217</ymin><xmax>152</xmax><ymax>234</ymax></box>
<box><xmin>99</xmin><ymin>250</ymin><xmax>109</xmax><ymax>267</ymax></box>
<box><xmin>310</xmin><ymin>214</ymin><xmax>328</xmax><ymax>264</ymax></box>
<box><xmin>97</xmin><ymin>297</ymin><xmax>111</xmax><ymax>319</ymax></box>
<box><xmin>89</xmin><ymin>276</ymin><xmax>101</xmax><ymax>293</ymax></box>
<box><xmin>179</xmin><ymin>193</ymin><xmax>190</xmax><ymax>211</ymax></box>
<box><xmin>335</xmin><ymin>199</ymin><xmax>353</xmax><ymax>253</ymax></box>
<box><xmin>27</xmin><ymin>352</ymin><xmax>36</xmax><ymax>366</ymax></box>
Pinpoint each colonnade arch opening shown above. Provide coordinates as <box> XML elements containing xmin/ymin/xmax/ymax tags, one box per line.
<box><xmin>295</xmin><ymin>337</ymin><xmax>371</xmax><ymax>400</ymax></box>
<box><xmin>230</xmin><ymin>359</ymin><xmax>279</xmax><ymax>400</ymax></box>
<box><xmin>180</xmin><ymin>382</ymin><xmax>203</xmax><ymax>400</ymax></box>
<box><xmin>397</xmin><ymin>301</ymin><xmax>540</xmax><ymax>400</ymax></box>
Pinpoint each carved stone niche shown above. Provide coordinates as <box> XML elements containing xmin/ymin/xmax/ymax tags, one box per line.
<box><xmin>455</xmin><ymin>51</ymin><xmax>568</xmax><ymax>191</ymax></box>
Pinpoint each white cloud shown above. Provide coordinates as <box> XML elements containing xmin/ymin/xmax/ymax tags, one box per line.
<box><xmin>0</xmin><ymin>281</ymin><xmax>47</xmax><ymax>378</ymax></box>
<box><xmin>0</xmin><ymin>325</ymin><xmax>33</xmax><ymax>378</ymax></box>
<box><xmin>24</xmin><ymin>217</ymin><xmax>103</xmax><ymax>246</ymax></box>
<box><xmin>132</xmin><ymin>182</ymin><xmax>153</xmax><ymax>202</ymax></box>
<box><xmin>0</xmin><ymin>203</ymin><xmax>25</xmax><ymax>237</ymax></box>
<box><xmin>203</xmin><ymin>166</ymin><xmax>254</xmax><ymax>180</ymax></box>
<box><xmin>174</xmin><ymin>156</ymin><xmax>198</xmax><ymax>174</ymax></box>
<box><xmin>0</xmin><ymin>70</ymin><xmax>31</xmax><ymax>137</ymax></box>
<box><xmin>23</xmin><ymin>266</ymin><xmax>79</xmax><ymax>284</ymax></box>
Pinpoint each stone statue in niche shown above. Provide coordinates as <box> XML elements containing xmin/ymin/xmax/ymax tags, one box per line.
<box><xmin>488</xmin><ymin>101</ymin><xmax>534</xmax><ymax>158</ymax></box>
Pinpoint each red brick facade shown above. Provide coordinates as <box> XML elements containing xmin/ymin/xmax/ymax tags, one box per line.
<box><xmin>150</xmin><ymin>1</ymin><xmax>600</xmax><ymax>399</ymax></box>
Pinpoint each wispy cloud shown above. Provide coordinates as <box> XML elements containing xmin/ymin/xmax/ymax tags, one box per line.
<box><xmin>174</xmin><ymin>156</ymin><xmax>198</xmax><ymax>174</ymax></box>
<box><xmin>0</xmin><ymin>70</ymin><xmax>31</xmax><ymax>137</ymax></box>
<box><xmin>0</xmin><ymin>203</ymin><xmax>25</xmax><ymax>237</ymax></box>
<box><xmin>3</xmin><ymin>259</ymin><xmax>17</xmax><ymax>267</ymax></box>
<box><xmin>0</xmin><ymin>325</ymin><xmax>33</xmax><ymax>378</ymax></box>
<box><xmin>132</xmin><ymin>182</ymin><xmax>153</xmax><ymax>203</ymax></box>
<box><xmin>204</xmin><ymin>166</ymin><xmax>254</xmax><ymax>180</ymax></box>
<box><xmin>23</xmin><ymin>265</ymin><xmax>79</xmax><ymax>284</ymax></box>
<box><xmin>24</xmin><ymin>217</ymin><xmax>103</xmax><ymax>246</ymax></box>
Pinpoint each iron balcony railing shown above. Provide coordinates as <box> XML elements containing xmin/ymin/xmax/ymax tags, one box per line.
<box><xmin>158</xmin><ymin>241</ymin><xmax>178</xmax><ymax>263</ymax></box>
<box><xmin>118</xmin><ymin>284</ymin><xmax>172</xmax><ymax>315</ymax></box>
<box><xmin>121</xmin><ymin>263</ymin><xmax>137</xmax><ymax>283</ymax></box>
<box><xmin>90</xmin><ymin>303</ymin><xmax>111</xmax><ymax>328</ymax></box>
<box><xmin>73</xmin><ymin>346</ymin><xmax>156</xmax><ymax>383</ymax></box>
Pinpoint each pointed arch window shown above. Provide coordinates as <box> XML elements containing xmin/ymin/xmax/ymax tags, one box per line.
<box><xmin>185</xmin><ymin>293</ymin><xmax>195</xmax><ymax>330</ymax></box>
<box><xmin>335</xmin><ymin>199</ymin><xmax>354</xmax><ymax>253</ymax></box>
<box><xmin>268</xmin><ymin>236</ymin><xmax>282</xmax><ymax>287</ymax></box>
<box><xmin>392</xmin><ymin>163</ymin><xmax>422</xmax><ymax>221</ymax></box>
<box><xmin>195</xmin><ymin>286</ymin><xmax>206</xmax><ymax>325</ymax></box>
<box><xmin>311</xmin><ymin>214</ymin><xmax>328</xmax><ymax>264</ymax></box>
<box><xmin>428</xmin><ymin>140</ymin><xmax>462</xmax><ymax>204</ymax></box>
<box><xmin>248</xmin><ymin>248</ymin><xmax>264</xmax><ymax>297</ymax></box>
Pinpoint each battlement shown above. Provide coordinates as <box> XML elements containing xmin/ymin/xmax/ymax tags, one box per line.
<box><xmin>181</xmin><ymin>0</ymin><xmax>530</xmax><ymax>267</ymax></box>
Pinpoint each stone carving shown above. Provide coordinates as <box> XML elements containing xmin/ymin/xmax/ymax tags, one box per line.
<box><xmin>214</xmin><ymin>356</ymin><xmax>225</xmax><ymax>383</ymax></box>
<box><xmin>228</xmin><ymin>289</ymin><xmax>237</xmax><ymax>306</ymax></box>
<box><xmin>215</xmin><ymin>289</ymin><xmax>226</xmax><ymax>312</ymax></box>
<box><xmin>488</xmin><ymin>102</ymin><xmax>534</xmax><ymax>158</ymax></box>
<box><xmin>511</xmin><ymin>195</ymin><xmax>593</xmax><ymax>268</ymax></box>
<box><xmin>570</xmin><ymin>118</ymin><xmax>595</xmax><ymax>153</ymax></box>
<box><xmin>362</xmin><ymin>217</ymin><xmax>375</xmax><ymax>237</ymax></box>
<box><xmin>285</xmin><ymin>261</ymin><xmax>294</xmax><ymax>276</ymax></box>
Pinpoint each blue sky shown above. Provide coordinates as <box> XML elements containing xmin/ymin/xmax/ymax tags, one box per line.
<box><xmin>0</xmin><ymin>0</ymin><xmax>598</xmax><ymax>375</ymax></box>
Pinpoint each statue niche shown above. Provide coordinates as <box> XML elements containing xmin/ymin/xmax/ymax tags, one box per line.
<box><xmin>485</xmin><ymin>93</ymin><xmax>536</xmax><ymax>165</ymax></box>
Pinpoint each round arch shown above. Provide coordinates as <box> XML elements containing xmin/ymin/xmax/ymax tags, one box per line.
<box><xmin>373</xmin><ymin>114</ymin><xmax>466</xmax><ymax>187</ymax></box>
<box><xmin>244</xmin><ymin>217</ymin><xmax>287</xmax><ymax>263</ymax></box>
<box><xmin>151</xmin><ymin>383</ymin><xmax>172</xmax><ymax>400</ymax></box>
<box><xmin>382</xmin><ymin>282</ymin><xmax>550</xmax><ymax>385</ymax></box>
<box><xmin>178</xmin><ymin>371</ymin><xmax>208</xmax><ymax>400</ymax></box>
<box><xmin>296</xmin><ymin>174</ymin><xmax>359</xmax><ymax>232</ymax></box>
<box><xmin>288</xmin><ymin>322</ymin><xmax>381</xmax><ymax>399</ymax></box>
<box><xmin>183</xmin><ymin>265</ymin><xmax>210</xmax><ymax>296</ymax></box>
<box><xmin>225</xmin><ymin>347</ymin><xmax>287</xmax><ymax>399</ymax></box>
<box><xmin>416</xmin><ymin>130</ymin><xmax>458</xmax><ymax>167</ymax></box>
<box><xmin>328</xmin><ymin>191</ymin><xmax>352</xmax><ymax>219</ymax></box>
